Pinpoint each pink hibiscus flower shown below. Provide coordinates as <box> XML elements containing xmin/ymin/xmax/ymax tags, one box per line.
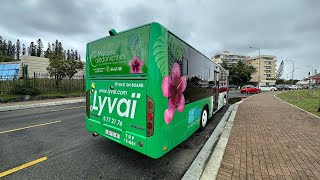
<box><xmin>162</xmin><ymin>62</ymin><xmax>187</xmax><ymax>124</ymax></box>
<box><xmin>129</xmin><ymin>56</ymin><xmax>144</xmax><ymax>73</ymax></box>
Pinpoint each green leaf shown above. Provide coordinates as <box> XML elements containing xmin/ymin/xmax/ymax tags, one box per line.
<box><xmin>168</xmin><ymin>35</ymin><xmax>185</xmax><ymax>61</ymax></box>
<box><xmin>153</xmin><ymin>31</ymin><xmax>168</xmax><ymax>77</ymax></box>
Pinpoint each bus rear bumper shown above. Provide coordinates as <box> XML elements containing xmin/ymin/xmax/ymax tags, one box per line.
<box><xmin>86</xmin><ymin>118</ymin><xmax>147</xmax><ymax>155</ymax></box>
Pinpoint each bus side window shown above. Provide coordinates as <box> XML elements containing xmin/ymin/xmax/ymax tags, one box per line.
<box><xmin>182</xmin><ymin>58</ymin><xmax>188</xmax><ymax>75</ymax></box>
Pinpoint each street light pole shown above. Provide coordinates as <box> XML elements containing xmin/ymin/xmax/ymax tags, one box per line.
<box><xmin>249</xmin><ymin>46</ymin><xmax>261</xmax><ymax>87</ymax></box>
<box><xmin>286</xmin><ymin>60</ymin><xmax>294</xmax><ymax>85</ymax></box>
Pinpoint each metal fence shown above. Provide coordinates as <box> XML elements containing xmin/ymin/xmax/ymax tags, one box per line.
<box><xmin>0</xmin><ymin>73</ymin><xmax>85</xmax><ymax>94</ymax></box>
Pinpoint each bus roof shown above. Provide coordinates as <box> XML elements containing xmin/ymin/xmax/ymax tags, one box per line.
<box><xmin>87</xmin><ymin>22</ymin><xmax>225</xmax><ymax>72</ymax></box>
<box><xmin>87</xmin><ymin>23</ymin><xmax>156</xmax><ymax>45</ymax></box>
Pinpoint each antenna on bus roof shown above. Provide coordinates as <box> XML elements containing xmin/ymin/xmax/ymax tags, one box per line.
<box><xmin>109</xmin><ymin>29</ymin><xmax>117</xmax><ymax>36</ymax></box>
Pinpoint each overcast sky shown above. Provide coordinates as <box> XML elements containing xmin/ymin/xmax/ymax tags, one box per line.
<box><xmin>1</xmin><ymin>0</ymin><xmax>319</xmax><ymax>79</ymax></box>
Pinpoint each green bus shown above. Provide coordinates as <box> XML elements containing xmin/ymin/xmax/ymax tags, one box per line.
<box><xmin>86</xmin><ymin>22</ymin><xmax>229</xmax><ymax>159</ymax></box>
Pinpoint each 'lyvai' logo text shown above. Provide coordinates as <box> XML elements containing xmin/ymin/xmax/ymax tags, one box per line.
<box><xmin>90</xmin><ymin>91</ymin><xmax>141</xmax><ymax>119</ymax></box>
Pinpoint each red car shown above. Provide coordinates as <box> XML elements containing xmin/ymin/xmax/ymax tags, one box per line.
<box><xmin>240</xmin><ymin>85</ymin><xmax>260</xmax><ymax>94</ymax></box>
<box><xmin>219</xmin><ymin>86</ymin><xmax>229</xmax><ymax>93</ymax></box>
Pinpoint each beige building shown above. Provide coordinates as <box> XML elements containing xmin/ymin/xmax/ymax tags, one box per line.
<box><xmin>0</xmin><ymin>56</ymin><xmax>85</xmax><ymax>80</ymax></box>
<box><xmin>211</xmin><ymin>51</ymin><xmax>250</xmax><ymax>67</ymax></box>
<box><xmin>216</xmin><ymin>64</ymin><xmax>229</xmax><ymax>86</ymax></box>
<box><xmin>247</xmin><ymin>55</ymin><xmax>277</xmax><ymax>85</ymax></box>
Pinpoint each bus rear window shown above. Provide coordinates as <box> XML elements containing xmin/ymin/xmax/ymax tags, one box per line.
<box><xmin>87</xmin><ymin>25</ymin><xmax>150</xmax><ymax>76</ymax></box>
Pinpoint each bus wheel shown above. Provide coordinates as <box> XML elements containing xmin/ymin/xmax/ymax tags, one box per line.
<box><xmin>200</xmin><ymin>108</ymin><xmax>208</xmax><ymax>130</ymax></box>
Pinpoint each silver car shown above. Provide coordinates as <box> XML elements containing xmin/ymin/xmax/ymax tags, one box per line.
<box><xmin>259</xmin><ymin>85</ymin><xmax>277</xmax><ymax>91</ymax></box>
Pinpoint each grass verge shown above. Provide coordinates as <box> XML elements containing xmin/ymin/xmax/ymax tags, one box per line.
<box><xmin>0</xmin><ymin>90</ymin><xmax>84</xmax><ymax>103</ymax></box>
<box><xmin>276</xmin><ymin>89</ymin><xmax>320</xmax><ymax>117</ymax></box>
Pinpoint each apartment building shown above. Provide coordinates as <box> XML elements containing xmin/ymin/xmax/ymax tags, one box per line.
<box><xmin>216</xmin><ymin>64</ymin><xmax>229</xmax><ymax>86</ymax></box>
<box><xmin>211</xmin><ymin>51</ymin><xmax>249</xmax><ymax>66</ymax></box>
<box><xmin>247</xmin><ymin>55</ymin><xmax>277</xmax><ymax>85</ymax></box>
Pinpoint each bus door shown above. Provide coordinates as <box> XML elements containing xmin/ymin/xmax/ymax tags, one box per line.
<box><xmin>213</xmin><ymin>71</ymin><xmax>219</xmax><ymax>112</ymax></box>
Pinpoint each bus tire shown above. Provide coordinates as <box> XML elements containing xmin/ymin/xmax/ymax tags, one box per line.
<box><xmin>200</xmin><ymin>107</ymin><xmax>208</xmax><ymax>130</ymax></box>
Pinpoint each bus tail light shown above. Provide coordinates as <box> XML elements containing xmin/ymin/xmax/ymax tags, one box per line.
<box><xmin>146</xmin><ymin>96</ymin><xmax>154</xmax><ymax>137</ymax></box>
<box><xmin>147</xmin><ymin>112</ymin><xmax>153</xmax><ymax>120</ymax></box>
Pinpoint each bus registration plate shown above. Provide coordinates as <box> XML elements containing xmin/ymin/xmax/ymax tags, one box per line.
<box><xmin>105</xmin><ymin>129</ymin><xmax>120</xmax><ymax>139</ymax></box>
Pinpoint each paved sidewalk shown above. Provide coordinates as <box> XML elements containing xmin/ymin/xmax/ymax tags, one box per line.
<box><xmin>217</xmin><ymin>92</ymin><xmax>320</xmax><ymax>180</ymax></box>
<box><xmin>0</xmin><ymin>97</ymin><xmax>85</xmax><ymax>111</ymax></box>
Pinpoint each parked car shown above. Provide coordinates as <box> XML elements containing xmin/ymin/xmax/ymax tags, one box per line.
<box><xmin>240</xmin><ymin>85</ymin><xmax>260</xmax><ymax>94</ymax></box>
<box><xmin>288</xmin><ymin>85</ymin><xmax>299</xmax><ymax>90</ymax></box>
<box><xmin>259</xmin><ymin>85</ymin><xmax>277</xmax><ymax>91</ymax></box>
<box><xmin>228</xmin><ymin>84</ymin><xmax>238</xmax><ymax>90</ymax></box>
<box><xmin>296</xmin><ymin>85</ymin><xmax>304</xmax><ymax>90</ymax></box>
<box><xmin>283</xmin><ymin>85</ymin><xmax>291</xmax><ymax>90</ymax></box>
<box><xmin>219</xmin><ymin>86</ymin><xmax>229</xmax><ymax>93</ymax></box>
<box><xmin>276</xmin><ymin>84</ymin><xmax>285</xmax><ymax>91</ymax></box>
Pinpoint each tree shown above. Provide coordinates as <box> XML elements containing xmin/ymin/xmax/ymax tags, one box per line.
<box><xmin>57</xmin><ymin>42</ymin><xmax>63</xmax><ymax>54</ymax></box>
<box><xmin>221</xmin><ymin>61</ymin><xmax>229</xmax><ymax>70</ymax></box>
<box><xmin>54</xmin><ymin>40</ymin><xmax>59</xmax><ymax>53</ymax></box>
<box><xmin>66</xmin><ymin>50</ymin><xmax>71</xmax><ymax>60</ymax></box>
<box><xmin>0</xmin><ymin>37</ymin><xmax>14</xmax><ymax>62</ymax></box>
<box><xmin>51</xmin><ymin>43</ymin><xmax>55</xmax><ymax>52</ymax></box>
<box><xmin>2</xmin><ymin>40</ymin><xmax>7</xmax><ymax>55</ymax></box>
<box><xmin>36</xmin><ymin>39</ymin><xmax>43</xmax><ymax>57</ymax></box>
<box><xmin>47</xmin><ymin>51</ymin><xmax>67</xmax><ymax>89</ymax></box>
<box><xmin>276</xmin><ymin>79</ymin><xmax>285</xmax><ymax>84</ymax></box>
<box><xmin>226</xmin><ymin>61</ymin><xmax>256</xmax><ymax>86</ymax></box>
<box><xmin>74</xmin><ymin>50</ymin><xmax>78</xmax><ymax>60</ymax></box>
<box><xmin>47</xmin><ymin>44</ymin><xmax>84</xmax><ymax>88</ymax></box>
<box><xmin>7</xmin><ymin>40</ymin><xmax>12</xmax><ymax>57</ymax></box>
<box><xmin>11</xmin><ymin>44</ymin><xmax>16</xmax><ymax>59</ymax></box>
<box><xmin>28</xmin><ymin>42</ymin><xmax>36</xmax><ymax>56</ymax></box>
<box><xmin>16</xmin><ymin>39</ymin><xmax>21</xmax><ymax>59</ymax></box>
<box><xmin>0</xmin><ymin>38</ymin><xmax>14</xmax><ymax>62</ymax></box>
<box><xmin>71</xmin><ymin>49</ymin><xmax>75</xmax><ymax>60</ymax></box>
<box><xmin>44</xmin><ymin>43</ymin><xmax>51</xmax><ymax>58</ymax></box>
<box><xmin>276</xmin><ymin>60</ymin><xmax>284</xmax><ymax>79</ymax></box>
<box><xmin>0</xmin><ymin>36</ymin><xmax>3</xmax><ymax>52</ymax></box>
<box><xmin>7</xmin><ymin>40</ymin><xmax>15</xmax><ymax>60</ymax></box>
<box><xmin>22</xmin><ymin>44</ymin><xmax>26</xmax><ymax>55</ymax></box>
<box><xmin>65</xmin><ymin>57</ymin><xmax>84</xmax><ymax>79</ymax></box>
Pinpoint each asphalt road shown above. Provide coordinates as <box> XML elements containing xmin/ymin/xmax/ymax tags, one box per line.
<box><xmin>228</xmin><ymin>90</ymin><xmax>253</xmax><ymax>99</ymax></box>
<box><xmin>0</xmin><ymin>102</ymin><xmax>229</xmax><ymax>180</ymax></box>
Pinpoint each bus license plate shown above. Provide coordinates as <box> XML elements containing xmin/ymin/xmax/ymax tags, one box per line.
<box><xmin>105</xmin><ymin>130</ymin><xmax>120</xmax><ymax>139</ymax></box>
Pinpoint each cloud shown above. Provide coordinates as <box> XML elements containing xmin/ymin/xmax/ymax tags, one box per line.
<box><xmin>0</xmin><ymin>0</ymin><xmax>319</xmax><ymax>79</ymax></box>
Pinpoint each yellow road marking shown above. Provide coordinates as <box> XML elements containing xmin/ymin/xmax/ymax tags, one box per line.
<box><xmin>0</xmin><ymin>157</ymin><xmax>47</xmax><ymax>178</ymax></box>
<box><xmin>50</xmin><ymin>106</ymin><xmax>85</xmax><ymax>112</ymax></box>
<box><xmin>0</xmin><ymin>120</ymin><xmax>61</xmax><ymax>134</ymax></box>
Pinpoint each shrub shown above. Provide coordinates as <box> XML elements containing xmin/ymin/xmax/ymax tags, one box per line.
<box><xmin>10</xmin><ymin>84</ymin><xmax>42</xmax><ymax>96</ymax></box>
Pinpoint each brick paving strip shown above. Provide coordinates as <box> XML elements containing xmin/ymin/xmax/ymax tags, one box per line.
<box><xmin>217</xmin><ymin>92</ymin><xmax>320</xmax><ymax>180</ymax></box>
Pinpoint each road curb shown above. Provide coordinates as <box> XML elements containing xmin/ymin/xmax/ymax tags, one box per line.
<box><xmin>0</xmin><ymin>99</ymin><xmax>85</xmax><ymax>112</ymax></box>
<box><xmin>182</xmin><ymin>104</ymin><xmax>236</xmax><ymax>180</ymax></box>
<box><xmin>200</xmin><ymin>101</ymin><xmax>241</xmax><ymax>180</ymax></box>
